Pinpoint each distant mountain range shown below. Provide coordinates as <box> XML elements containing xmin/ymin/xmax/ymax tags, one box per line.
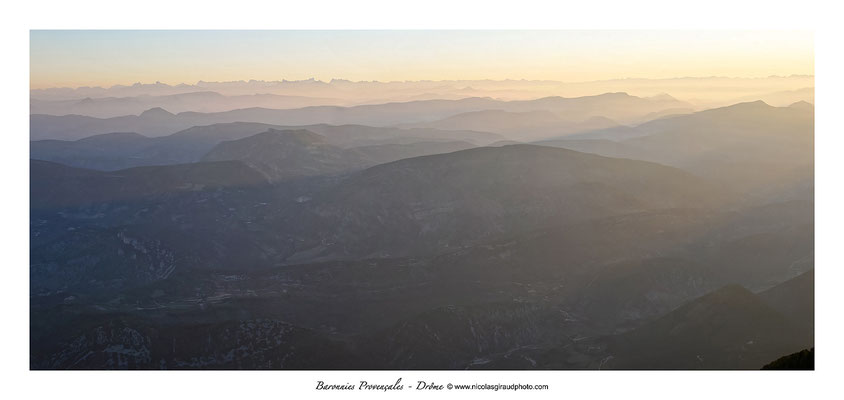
<box><xmin>30</xmin><ymin>76</ymin><xmax>813</xmax><ymax>109</ymax></box>
<box><xmin>400</xmin><ymin>110</ymin><xmax>623</xmax><ymax>142</ymax></box>
<box><xmin>30</xmin><ymin>92</ymin><xmax>690</xmax><ymax>141</ymax></box>
<box><xmin>537</xmin><ymin>101</ymin><xmax>814</xmax><ymax>201</ymax></box>
<box><xmin>30</xmin><ymin>91</ymin><xmax>343</xmax><ymax>118</ymax></box>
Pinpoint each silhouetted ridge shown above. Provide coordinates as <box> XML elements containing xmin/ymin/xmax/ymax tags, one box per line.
<box><xmin>280</xmin><ymin>144</ymin><xmax>728</xmax><ymax>262</ymax></box>
<box><xmin>762</xmin><ymin>348</ymin><xmax>813</xmax><ymax>370</ymax></box>
<box><xmin>788</xmin><ymin>100</ymin><xmax>814</xmax><ymax>111</ymax></box>
<box><xmin>76</xmin><ymin>131</ymin><xmax>148</xmax><ymax>143</ymax></box>
<box><xmin>139</xmin><ymin>107</ymin><xmax>175</xmax><ymax>118</ymax></box>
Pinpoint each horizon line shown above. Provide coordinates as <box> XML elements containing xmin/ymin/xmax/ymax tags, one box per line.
<box><xmin>30</xmin><ymin>74</ymin><xmax>816</xmax><ymax>92</ymax></box>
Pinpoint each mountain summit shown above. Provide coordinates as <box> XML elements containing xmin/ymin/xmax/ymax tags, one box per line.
<box><xmin>201</xmin><ymin>129</ymin><xmax>370</xmax><ymax>181</ymax></box>
<box><xmin>139</xmin><ymin>107</ymin><xmax>175</xmax><ymax>118</ymax></box>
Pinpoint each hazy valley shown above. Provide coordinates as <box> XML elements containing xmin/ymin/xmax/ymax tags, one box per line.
<box><xmin>30</xmin><ymin>76</ymin><xmax>814</xmax><ymax>370</ymax></box>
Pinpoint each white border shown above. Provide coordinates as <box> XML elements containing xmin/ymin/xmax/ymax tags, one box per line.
<box><xmin>3</xmin><ymin>1</ymin><xmax>842</xmax><ymax>399</ymax></box>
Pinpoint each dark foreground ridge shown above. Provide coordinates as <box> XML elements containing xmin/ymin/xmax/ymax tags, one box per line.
<box><xmin>762</xmin><ymin>348</ymin><xmax>814</xmax><ymax>370</ymax></box>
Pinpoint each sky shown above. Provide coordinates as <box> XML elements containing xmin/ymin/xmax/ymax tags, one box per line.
<box><xmin>30</xmin><ymin>30</ymin><xmax>814</xmax><ymax>89</ymax></box>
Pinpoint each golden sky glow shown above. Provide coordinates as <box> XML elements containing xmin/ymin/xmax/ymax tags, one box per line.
<box><xmin>30</xmin><ymin>30</ymin><xmax>814</xmax><ymax>89</ymax></box>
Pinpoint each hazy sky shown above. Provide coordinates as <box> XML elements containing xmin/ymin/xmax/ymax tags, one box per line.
<box><xmin>30</xmin><ymin>30</ymin><xmax>813</xmax><ymax>89</ymax></box>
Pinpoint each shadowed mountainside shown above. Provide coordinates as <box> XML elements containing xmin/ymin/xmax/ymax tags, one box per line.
<box><xmin>31</xmin><ymin>122</ymin><xmax>494</xmax><ymax>171</ymax></box>
<box><xmin>601</xmin><ymin>272</ymin><xmax>813</xmax><ymax>370</ymax></box>
<box><xmin>278</xmin><ymin>144</ymin><xmax>730</xmax><ymax>261</ymax></box>
<box><xmin>200</xmin><ymin>129</ymin><xmax>371</xmax><ymax>182</ymax></box>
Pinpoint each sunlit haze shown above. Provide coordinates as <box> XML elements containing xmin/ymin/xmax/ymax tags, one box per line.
<box><xmin>30</xmin><ymin>30</ymin><xmax>813</xmax><ymax>89</ymax></box>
